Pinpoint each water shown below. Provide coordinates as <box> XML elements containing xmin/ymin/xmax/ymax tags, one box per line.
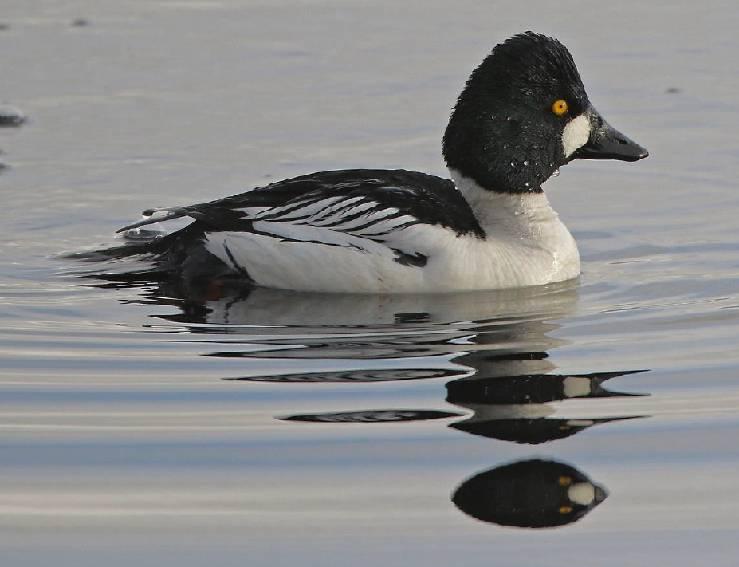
<box><xmin>2</xmin><ymin>1</ymin><xmax>739</xmax><ymax>565</ymax></box>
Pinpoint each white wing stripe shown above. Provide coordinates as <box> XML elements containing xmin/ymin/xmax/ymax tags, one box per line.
<box><xmin>327</xmin><ymin>207</ymin><xmax>400</xmax><ymax>231</ymax></box>
<box><xmin>304</xmin><ymin>196</ymin><xmax>369</xmax><ymax>224</ymax></box>
<box><xmin>248</xmin><ymin>195</ymin><xmax>423</xmax><ymax>247</ymax></box>
<box><xmin>308</xmin><ymin>200</ymin><xmax>377</xmax><ymax>226</ymax></box>
<box><xmin>256</xmin><ymin>195</ymin><xmax>346</xmax><ymax>221</ymax></box>
<box><xmin>317</xmin><ymin>205</ymin><xmax>389</xmax><ymax>231</ymax></box>
<box><xmin>350</xmin><ymin>215</ymin><xmax>419</xmax><ymax>237</ymax></box>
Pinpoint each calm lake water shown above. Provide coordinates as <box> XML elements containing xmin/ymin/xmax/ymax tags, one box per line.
<box><xmin>2</xmin><ymin>1</ymin><xmax>739</xmax><ymax>565</ymax></box>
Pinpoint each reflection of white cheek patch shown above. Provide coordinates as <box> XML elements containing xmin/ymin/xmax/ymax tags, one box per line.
<box><xmin>566</xmin><ymin>419</ymin><xmax>594</xmax><ymax>427</ymax></box>
<box><xmin>563</xmin><ymin>376</ymin><xmax>591</xmax><ymax>398</ymax></box>
<box><xmin>568</xmin><ymin>482</ymin><xmax>596</xmax><ymax>506</ymax></box>
<box><xmin>562</xmin><ymin>114</ymin><xmax>590</xmax><ymax>157</ymax></box>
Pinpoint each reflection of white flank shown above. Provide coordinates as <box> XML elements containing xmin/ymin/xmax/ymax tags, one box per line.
<box><xmin>565</xmin><ymin>419</ymin><xmax>594</xmax><ymax>427</ymax></box>
<box><xmin>568</xmin><ymin>482</ymin><xmax>596</xmax><ymax>506</ymax></box>
<box><xmin>460</xmin><ymin>403</ymin><xmax>555</xmax><ymax>422</ymax></box>
<box><xmin>563</xmin><ymin>376</ymin><xmax>592</xmax><ymax>398</ymax></box>
<box><xmin>202</xmin><ymin>281</ymin><xmax>578</xmax><ymax>327</ymax></box>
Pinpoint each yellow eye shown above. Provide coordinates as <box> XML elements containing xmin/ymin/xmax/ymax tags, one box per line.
<box><xmin>559</xmin><ymin>506</ymin><xmax>573</xmax><ymax>515</ymax></box>
<box><xmin>551</xmin><ymin>99</ymin><xmax>569</xmax><ymax>116</ymax></box>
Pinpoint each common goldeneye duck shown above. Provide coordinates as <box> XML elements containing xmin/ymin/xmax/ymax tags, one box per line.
<box><xmin>110</xmin><ymin>32</ymin><xmax>648</xmax><ymax>293</ymax></box>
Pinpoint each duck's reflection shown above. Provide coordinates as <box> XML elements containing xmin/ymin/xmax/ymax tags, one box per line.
<box><xmin>78</xmin><ymin>272</ymin><xmax>649</xmax><ymax>529</ymax></box>
<box><xmin>85</xmin><ymin>273</ymin><xmax>650</xmax><ymax>446</ymax></box>
<box><xmin>451</xmin><ymin>414</ymin><xmax>639</xmax><ymax>444</ymax></box>
<box><xmin>452</xmin><ymin>459</ymin><xmax>608</xmax><ymax>528</ymax></box>
<box><xmin>446</xmin><ymin>368</ymin><xmax>646</xmax><ymax>443</ymax></box>
<box><xmin>202</xmin><ymin>288</ymin><xmax>648</xmax><ymax>445</ymax></box>
<box><xmin>277</xmin><ymin>365</ymin><xmax>646</xmax><ymax>442</ymax></box>
<box><xmin>283</xmin><ymin>409</ymin><xmax>462</xmax><ymax>423</ymax></box>
<box><xmin>447</xmin><ymin>368</ymin><xmax>646</xmax><ymax>405</ymax></box>
<box><xmin>225</xmin><ymin>367</ymin><xmax>463</xmax><ymax>383</ymax></box>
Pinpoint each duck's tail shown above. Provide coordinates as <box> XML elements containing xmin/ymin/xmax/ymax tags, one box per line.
<box><xmin>64</xmin><ymin>220</ymin><xmax>232</xmax><ymax>284</ymax></box>
<box><xmin>66</xmin><ymin>228</ymin><xmax>183</xmax><ymax>262</ymax></box>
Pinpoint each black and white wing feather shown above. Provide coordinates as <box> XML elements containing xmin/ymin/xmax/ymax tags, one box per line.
<box><xmin>114</xmin><ymin>169</ymin><xmax>484</xmax><ymax>291</ymax></box>
<box><xmin>119</xmin><ymin>169</ymin><xmax>484</xmax><ymax>239</ymax></box>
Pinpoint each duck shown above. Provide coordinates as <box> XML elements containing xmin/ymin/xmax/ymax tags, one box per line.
<box><xmin>109</xmin><ymin>32</ymin><xmax>648</xmax><ymax>293</ymax></box>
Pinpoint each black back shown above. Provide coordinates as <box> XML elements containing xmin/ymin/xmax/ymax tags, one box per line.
<box><xmin>187</xmin><ymin>168</ymin><xmax>485</xmax><ymax>237</ymax></box>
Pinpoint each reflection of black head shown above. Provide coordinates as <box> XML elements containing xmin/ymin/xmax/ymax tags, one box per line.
<box><xmin>452</xmin><ymin>459</ymin><xmax>607</xmax><ymax>528</ymax></box>
<box><xmin>446</xmin><ymin>369</ymin><xmax>647</xmax><ymax>405</ymax></box>
<box><xmin>450</xmin><ymin>416</ymin><xmax>640</xmax><ymax>444</ymax></box>
<box><xmin>446</xmin><ymin>370</ymin><xmax>648</xmax><ymax>444</ymax></box>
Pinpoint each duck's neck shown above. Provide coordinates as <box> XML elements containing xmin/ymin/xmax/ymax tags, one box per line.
<box><xmin>449</xmin><ymin>169</ymin><xmax>562</xmax><ymax>237</ymax></box>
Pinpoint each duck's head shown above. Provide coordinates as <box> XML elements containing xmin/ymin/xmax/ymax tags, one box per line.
<box><xmin>443</xmin><ymin>32</ymin><xmax>648</xmax><ymax>194</ymax></box>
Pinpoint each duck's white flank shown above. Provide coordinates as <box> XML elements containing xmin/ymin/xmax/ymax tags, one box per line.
<box><xmin>203</xmin><ymin>171</ymin><xmax>580</xmax><ymax>294</ymax></box>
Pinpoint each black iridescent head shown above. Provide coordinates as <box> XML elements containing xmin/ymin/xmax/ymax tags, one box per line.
<box><xmin>443</xmin><ymin>32</ymin><xmax>648</xmax><ymax>194</ymax></box>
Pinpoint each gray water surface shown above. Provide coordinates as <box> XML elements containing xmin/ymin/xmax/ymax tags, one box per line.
<box><xmin>1</xmin><ymin>1</ymin><xmax>739</xmax><ymax>566</ymax></box>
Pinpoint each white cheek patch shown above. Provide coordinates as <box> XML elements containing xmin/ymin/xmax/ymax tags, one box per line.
<box><xmin>561</xmin><ymin>114</ymin><xmax>591</xmax><ymax>157</ymax></box>
<box><xmin>568</xmin><ymin>482</ymin><xmax>596</xmax><ymax>506</ymax></box>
